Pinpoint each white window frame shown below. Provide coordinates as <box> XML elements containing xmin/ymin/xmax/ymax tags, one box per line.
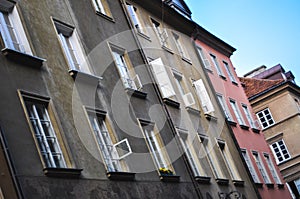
<box><xmin>230</xmin><ymin>100</ymin><xmax>245</xmax><ymax>125</ymax></box>
<box><xmin>256</xmin><ymin>108</ymin><xmax>275</xmax><ymax>129</ymax></box>
<box><xmin>196</xmin><ymin>46</ymin><xmax>212</xmax><ymax>70</ymax></box>
<box><xmin>210</xmin><ymin>54</ymin><xmax>224</xmax><ymax>76</ymax></box>
<box><xmin>21</xmin><ymin>95</ymin><xmax>66</xmax><ymax>168</ymax></box>
<box><xmin>91</xmin><ymin>0</ymin><xmax>112</xmax><ymax>17</ymax></box>
<box><xmin>252</xmin><ymin>151</ymin><xmax>272</xmax><ymax>184</ymax></box>
<box><xmin>150</xmin><ymin>57</ymin><xmax>175</xmax><ymax>98</ymax></box>
<box><xmin>151</xmin><ymin>18</ymin><xmax>170</xmax><ymax>48</ymax></box>
<box><xmin>216</xmin><ymin>94</ymin><xmax>232</xmax><ymax>121</ymax></box>
<box><xmin>173</xmin><ymin>32</ymin><xmax>189</xmax><ymax>59</ymax></box>
<box><xmin>126</xmin><ymin>3</ymin><xmax>145</xmax><ymax>34</ymax></box>
<box><xmin>223</xmin><ymin>61</ymin><xmax>236</xmax><ymax>83</ymax></box>
<box><xmin>54</xmin><ymin>20</ymin><xmax>91</xmax><ymax>74</ymax></box>
<box><xmin>87</xmin><ymin>110</ymin><xmax>131</xmax><ymax>172</ymax></box>
<box><xmin>242</xmin><ymin>104</ymin><xmax>257</xmax><ymax>128</ymax></box>
<box><xmin>193</xmin><ymin>79</ymin><xmax>214</xmax><ymax>114</ymax></box>
<box><xmin>110</xmin><ymin>46</ymin><xmax>142</xmax><ymax>91</ymax></box>
<box><xmin>0</xmin><ymin>4</ymin><xmax>32</xmax><ymax>54</ymax></box>
<box><xmin>241</xmin><ymin>149</ymin><xmax>260</xmax><ymax>183</ymax></box>
<box><xmin>270</xmin><ymin>139</ymin><xmax>291</xmax><ymax>164</ymax></box>
<box><xmin>263</xmin><ymin>153</ymin><xmax>282</xmax><ymax>184</ymax></box>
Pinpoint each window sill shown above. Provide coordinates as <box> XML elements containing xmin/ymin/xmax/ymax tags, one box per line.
<box><xmin>278</xmin><ymin>184</ymin><xmax>285</xmax><ymax>189</ymax></box>
<box><xmin>216</xmin><ymin>178</ymin><xmax>229</xmax><ymax>185</ymax></box>
<box><xmin>266</xmin><ymin>183</ymin><xmax>274</xmax><ymax>188</ymax></box>
<box><xmin>186</xmin><ymin>107</ymin><xmax>201</xmax><ymax>115</ymax></box>
<box><xmin>125</xmin><ymin>88</ymin><xmax>147</xmax><ymax>99</ymax></box>
<box><xmin>195</xmin><ymin>176</ymin><xmax>211</xmax><ymax>184</ymax></box>
<box><xmin>252</xmin><ymin>128</ymin><xmax>260</xmax><ymax>134</ymax></box>
<box><xmin>163</xmin><ymin>98</ymin><xmax>180</xmax><ymax>109</ymax></box>
<box><xmin>233</xmin><ymin>180</ymin><xmax>244</xmax><ymax>187</ymax></box>
<box><xmin>69</xmin><ymin>70</ymin><xmax>101</xmax><ymax>86</ymax></box>
<box><xmin>182</xmin><ymin>56</ymin><xmax>192</xmax><ymax>65</ymax></box>
<box><xmin>255</xmin><ymin>182</ymin><xmax>263</xmax><ymax>188</ymax></box>
<box><xmin>137</xmin><ymin>31</ymin><xmax>151</xmax><ymax>41</ymax></box>
<box><xmin>240</xmin><ymin>124</ymin><xmax>249</xmax><ymax>130</ymax></box>
<box><xmin>43</xmin><ymin>167</ymin><xmax>83</xmax><ymax>178</ymax></box>
<box><xmin>95</xmin><ymin>11</ymin><xmax>115</xmax><ymax>23</ymax></box>
<box><xmin>205</xmin><ymin>68</ymin><xmax>214</xmax><ymax>73</ymax></box>
<box><xmin>232</xmin><ymin>81</ymin><xmax>239</xmax><ymax>86</ymax></box>
<box><xmin>228</xmin><ymin>120</ymin><xmax>237</xmax><ymax>126</ymax></box>
<box><xmin>107</xmin><ymin>172</ymin><xmax>135</xmax><ymax>181</ymax></box>
<box><xmin>205</xmin><ymin>113</ymin><xmax>217</xmax><ymax>122</ymax></box>
<box><xmin>161</xmin><ymin>45</ymin><xmax>174</xmax><ymax>54</ymax></box>
<box><xmin>2</xmin><ymin>48</ymin><xmax>45</xmax><ymax>68</ymax></box>
<box><xmin>219</xmin><ymin>74</ymin><xmax>227</xmax><ymax>80</ymax></box>
<box><xmin>160</xmin><ymin>174</ymin><xmax>180</xmax><ymax>182</ymax></box>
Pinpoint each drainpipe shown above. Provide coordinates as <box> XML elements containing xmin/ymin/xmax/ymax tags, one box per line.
<box><xmin>0</xmin><ymin>126</ymin><xmax>24</xmax><ymax>199</ymax></box>
<box><xmin>119</xmin><ymin>1</ymin><xmax>203</xmax><ymax>198</ymax></box>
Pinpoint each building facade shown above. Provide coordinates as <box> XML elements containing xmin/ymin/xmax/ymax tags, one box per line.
<box><xmin>193</xmin><ymin>33</ymin><xmax>291</xmax><ymax>198</ymax></box>
<box><xmin>241</xmin><ymin>65</ymin><xmax>300</xmax><ymax>198</ymax></box>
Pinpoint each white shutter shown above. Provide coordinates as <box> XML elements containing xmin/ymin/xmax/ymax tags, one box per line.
<box><xmin>113</xmin><ymin>138</ymin><xmax>132</xmax><ymax>160</ymax></box>
<box><xmin>126</xmin><ymin>5</ymin><xmax>140</xmax><ymax>28</ymax></box>
<box><xmin>133</xmin><ymin>74</ymin><xmax>142</xmax><ymax>90</ymax></box>
<box><xmin>193</xmin><ymin>79</ymin><xmax>214</xmax><ymax>113</ymax></box>
<box><xmin>182</xmin><ymin>92</ymin><xmax>195</xmax><ymax>107</ymax></box>
<box><xmin>150</xmin><ymin>58</ymin><xmax>175</xmax><ymax>98</ymax></box>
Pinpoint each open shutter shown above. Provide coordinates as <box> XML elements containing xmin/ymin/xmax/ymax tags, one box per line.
<box><xmin>133</xmin><ymin>74</ymin><xmax>142</xmax><ymax>90</ymax></box>
<box><xmin>183</xmin><ymin>92</ymin><xmax>195</xmax><ymax>107</ymax></box>
<box><xmin>193</xmin><ymin>79</ymin><xmax>214</xmax><ymax>113</ymax></box>
<box><xmin>113</xmin><ymin>138</ymin><xmax>132</xmax><ymax>160</ymax></box>
<box><xmin>150</xmin><ymin>58</ymin><xmax>175</xmax><ymax>98</ymax></box>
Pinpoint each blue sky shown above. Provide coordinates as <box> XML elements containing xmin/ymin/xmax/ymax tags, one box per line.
<box><xmin>185</xmin><ymin>0</ymin><xmax>300</xmax><ymax>84</ymax></box>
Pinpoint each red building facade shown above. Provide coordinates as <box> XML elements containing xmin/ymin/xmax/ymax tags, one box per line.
<box><xmin>194</xmin><ymin>37</ymin><xmax>291</xmax><ymax>199</ymax></box>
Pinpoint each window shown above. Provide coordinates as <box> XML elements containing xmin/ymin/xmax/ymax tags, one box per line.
<box><xmin>173</xmin><ymin>69</ymin><xmax>195</xmax><ymax>107</ymax></box>
<box><xmin>230</xmin><ymin>100</ymin><xmax>245</xmax><ymax>125</ymax></box>
<box><xmin>20</xmin><ymin>93</ymin><xmax>67</xmax><ymax>168</ymax></box>
<box><xmin>126</xmin><ymin>3</ymin><xmax>145</xmax><ymax>34</ymax></box>
<box><xmin>177</xmin><ymin>128</ymin><xmax>206</xmax><ymax>177</ymax></box>
<box><xmin>199</xmin><ymin>135</ymin><xmax>226</xmax><ymax>179</ymax></box>
<box><xmin>110</xmin><ymin>45</ymin><xmax>142</xmax><ymax>91</ymax></box>
<box><xmin>91</xmin><ymin>0</ymin><xmax>112</xmax><ymax>17</ymax></box>
<box><xmin>256</xmin><ymin>108</ymin><xmax>275</xmax><ymax>129</ymax></box>
<box><xmin>151</xmin><ymin>18</ymin><xmax>170</xmax><ymax>48</ymax></box>
<box><xmin>210</xmin><ymin>54</ymin><xmax>224</xmax><ymax>76</ymax></box>
<box><xmin>241</xmin><ymin>150</ymin><xmax>260</xmax><ymax>183</ymax></box>
<box><xmin>87</xmin><ymin>109</ymin><xmax>132</xmax><ymax>172</ymax></box>
<box><xmin>193</xmin><ymin>79</ymin><xmax>214</xmax><ymax>114</ymax></box>
<box><xmin>242</xmin><ymin>104</ymin><xmax>257</xmax><ymax>128</ymax></box>
<box><xmin>139</xmin><ymin>120</ymin><xmax>174</xmax><ymax>174</ymax></box>
<box><xmin>252</xmin><ymin>152</ymin><xmax>271</xmax><ymax>184</ymax></box>
<box><xmin>173</xmin><ymin>33</ymin><xmax>189</xmax><ymax>59</ymax></box>
<box><xmin>270</xmin><ymin>140</ymin><xmax>291</xmax><ymax>164</ymax></box>
<box><xmin>264</xmin><ymin>154</ymin><xmax>281</xmax><ymax>184</ymax></box>
<box><xmin>223</xmin><ymin>61</ymin><xmax>236</xmax><ymax>83</ymax></box>
<box><xmin>216</xmin><ymin>94</ymin><xmax>232</xmax><ymax>121</ymax></box>
<box><xmin>54</xmin><ymin>20</ymin><xmax>91</xmax><ymax>74</ymax></box>
<box><xmin>295</xmin><ymin>178</ymin><xmax>300</xmax><ymax>194</ymax></box>
<box><xmin>217</xmin><ymin>140</ymin><xmax>242</xmax><ymax>181</ymax></box>
<box><xmin>150</xmin><ymin>57</ymin><xmax>175</xmax><ymax>98</ymax></box>
<box><xmin>0</xmin><ymin>2</ymin><xmax>32</xmax><ymax>54</ymax></box>
<box><xmin>196</xmin><ymin>46</ymin><xmax>212</xmax><ymax>70</ymax></box>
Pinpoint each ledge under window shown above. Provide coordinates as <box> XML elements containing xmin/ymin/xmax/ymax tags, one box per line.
<box><xmin>278</xmin><ymin>184</ymin><xmax>285</xmax><ymax>189</ymax></box>
<box><xmin>2</xmin><ymin>48</ymin><xmax>45</xmax><ymax>68</ymax></box>
<box><xmin>69</xmin><ymin>70</ymin><xmax>101</xmax><ymax>85</ymax></box>
<box><xmin>186</xmin><ymin>107</ymin><xmax>201</xmax><ymax>115</ymax></box>
<box><xmin>216</xmin><ymin>178</ymin><xmax>229</xmax><ymax>185</ymax></box>
<box><xmin>228</xmin><ymin>120</ymin><xmax>237</xmax><ymax>126</ymax></box>
<box><xmin>161</xmin><ymin>45</ymin><xmax>174</xmax><ymax>54</ymax></box>
<box><xmin>137</xmin><ymin>31</ymin><xmax>151</xmax><ymax>41</ymax></box>
<box><xmin>233</xmin><ymin>180</ymin><xmax>245</xmax><ymax>187</ymax></box>
<box><xmin>219</xmin><ymin>74</ymin><xmax>227</xmax><ymax>80</ymax></box>
<box><xmin>195</xmin><ymin>176</ymin><xmax>211</xmax><ymax>184</ymax></box>
<box><xmin>163</xmin><ymin>98</ymin><xmax>180</xmax><ymax>109</ymax></box>
<box><xmin>255</xmin><ymin>182</ymin><xmax>263</xmax><ymax>188</ymax></box>
<box><xmin>266</xmin><ymin>183</ymin><xmax>274</xmax><ymax>188</ymax></box>
<box><xmin>182</xmin><ymin>56</ymin><xmax>192</xmax><ymax>65</ymax></box>
<box><xmin>240</xmin><ymin>124</ymin><xmax>250</xmax><ymax>130</ymax></box>
<box><xmin>160</xmin><ymin>174</ymin><xmax>180</xmax><ymax>182</ymax></box>
<box><xmin>43</xmin><ymin>167</ymin><xmax>83</xmax><ymax>178</ymax></box>
<box><xmin>252</xmin><ymin>128</ymin><xmax>260</xmax><ymax>134</ymax></box>
<box><xmin>95</xmin><ymin>11</ymin><xmax>115</xmax><ymax>22</ymax></box>
<box><xmin>107</xmin><ymin>172</ymin><xmax>135</xmax><ymax>181</ymax></box>
<box><xmin>125</xmin><ymin>88</ymin><xmax>147</xmax><ymax>99</ymax></box>
<box><xmin>205</xmin><ymin>113</ymin><xmax>217</xmax><ymax>122</ymax></box>
<box><xmin>232</xmin><ymin>81</ymin><xmax>239</xmax><ymax>86</ymax></box>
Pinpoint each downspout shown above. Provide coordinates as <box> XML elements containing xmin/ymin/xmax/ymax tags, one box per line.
<box><xmin>191</xmin><ymin>25</ymin><xmax>262</xmax><ymax>199</ymax></box>
<box><xmin>119</xmin><ymin>1</ymin><xmax>203</xmax><ymax>198</ymax></box>
<box><xmin>0</xmin><ymin>126</ymin><xmax>24</xmax><ymax>199</ymax></box>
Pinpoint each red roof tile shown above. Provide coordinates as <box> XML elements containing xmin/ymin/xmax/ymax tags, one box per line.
<box><xmin>239</xmin><ymin>77</ymin><xmax>284</xmax><ymax>98</ymax></box>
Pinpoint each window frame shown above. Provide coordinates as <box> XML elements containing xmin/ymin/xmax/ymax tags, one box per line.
<box><xmin>270</xmin><ymin>139</ymin><xmax>291</xmax><ymax>164</ymax></box>
<box><xmin>263</xmin><ymin>153</ymin><xmax>282</xmax><ymax>184</ymax></box>
<box><xmin>193</xmin><ymin>79</ymin><xmax>214</xmax><ymax>114</ymax></box>
<box><xmin>241</xmin><ymin>149</ymin><xmax>260</xmax><ymax>183</ymax></box>
<box><xmin>216</xmin><ymin>94</ymin><xmax>232</xmax><ymax>121</ymax></box>
<box><xmin>91</xmin><ymin>0</ymin><xmax>113</xmax><ymax>18</ymax></box>
<box><xmin>210</xmin><ymin>54</ymin><xmax>224</xmax><ymax>77</ymax></box>
<box><xmin>256</xmin><ymin>108</ymin><xmax>275</xmax><ymax>129</ymax></box>
<box><xmin>150</xmin><ymin>18</ymin><xmax>171</xmax><ymax>49</ymax></box>
<box><xmin>223</xmin><ymin>61</ymin><xmax>237</xmax><ymax>83</ymax></box>
<box><xmin>126</xmin><ymin>3</ymin><xmax>147</xmax><ymax>35</ymax></box>
<box><xmin>242</xmin><ymin>104</ymin><xmax>257</xmax><ymax>128</ymax></box>
<box><xmin>172</xmin><ymin>32</ymin><xmax>190</xmax><ymax>60</ymax></box>
<box><xmin>229</xmin><ymin>99</ymin><xmax>246</xmax><ymax>125</ymax></box>
<box><xmin>252</xmin><ymin>151</ymin><xmax>272</xmax><ymax>184</ymax></box>
<box><xmin>196</xmin><ymin>45</ymin><xmax>212</xmax><ymax>70</ymax></box>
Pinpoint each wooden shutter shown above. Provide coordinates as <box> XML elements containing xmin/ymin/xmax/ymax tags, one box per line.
<box><xmin>150</xmin><ymin>58</ymin><xmax>175</xmax><ymax>98</ymax></box>
<box><xmin>193</xmin><ymin>79</ymin><xmax>214</xmax><ymax>113</ymax></box>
